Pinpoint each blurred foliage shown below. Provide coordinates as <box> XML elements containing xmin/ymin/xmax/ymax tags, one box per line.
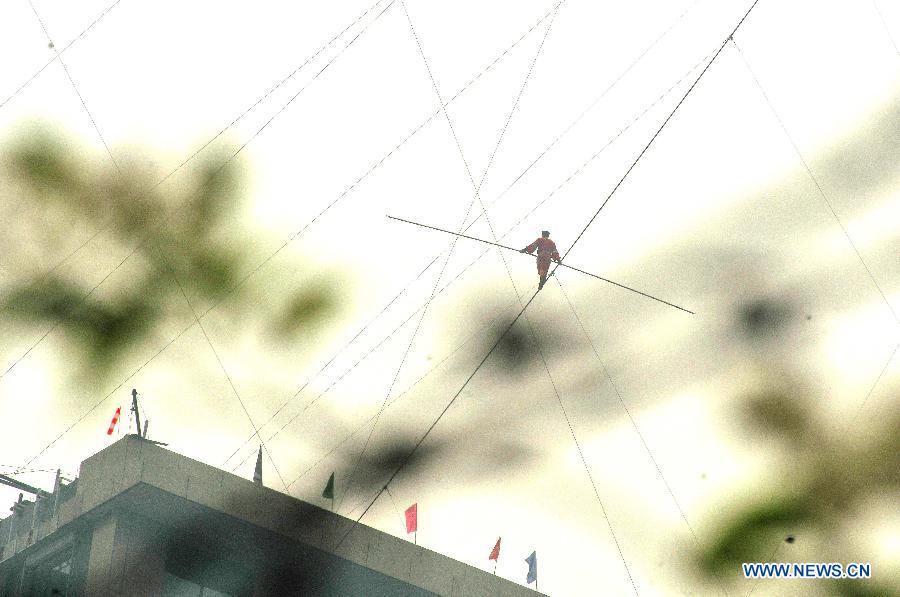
<box><xmin>694</xmin><ymin>298</ymin><xmax>899</xmax><ymax>595</ymax></box>
<box><xmin>0</xmin><ymin>124</ymin><xmax>342</xmax><ymax>382</ymax></box>
<box><xmin>700</xmin><ymin>494</ymin><xmax>814</xmax><ymax>575</ymax></box>
<box><xmin>494</xmin><ymin>320</ymin><xmax>535</xmax><ymax>373</ymax></box>
<box><xmin>274</xmin><ymin>282</ymin><xmax>338</xmax><ymax>339</ymax></box>
<box><xmin>739</xmin><ymin>297</ymin><xmax>793</xmax><ymax>340</ymax></box>
<box><xmin>742</xmin><ymin>388</ymin><xmax>812</xmax><ymax>441</ymax></box>
<box><xmin>6</xmin><ymin>279</ymin><xmax>159</xmax><ymax>369</ymax></box>
<box><xmin>700</xmin><ymin>388</ymin><xmax>898</xmax><ymax>595</ymax></box>
<box><xmin>477</xmin><ymin>311</ymin><xmax>576</xmax><ymax>377</ymax></box>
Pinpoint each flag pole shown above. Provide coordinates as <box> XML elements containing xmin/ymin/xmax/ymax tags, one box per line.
<box><xmin>386</xmin><ymin>215</ymin><xmax>694</xmax><ymax>314</ymax></box>
<box><xmin>323</xmin><ymin>472</ymin><xmax>336</xmax><ymax>511</ymax></box>
<box><xmin>493</xmin><ymin>560</ymin><xmax>497</xmax><ymax>575</ymax></box>
<box><xmin>414</xmin><ymin>531</ymin><xmax>417</xmax><ymax>545</ymax></box>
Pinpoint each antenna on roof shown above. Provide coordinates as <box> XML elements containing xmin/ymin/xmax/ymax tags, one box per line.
<box><xmin>129</xmin><ymin>388</ymin><xmax>169</xmax><ymax>446</ymax></box>
<box><xmin>131</xmin><ymin>389</ymin><xmax>142</xmax><ymax>438</ymax></box>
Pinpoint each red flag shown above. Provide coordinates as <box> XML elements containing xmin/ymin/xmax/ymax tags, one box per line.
<box><xmin>107</xmin><ymin>407</ymin><xmax>121</xmax><ymax>435</ymax></box>
<box><xmin>405</xmin><ymin>503</ymin><xmax>417</xmax><ymax>534</ymax></box>
<box><xmin>489</xmin><ymin>537</ymin><xmax>501</xmax><ymax>561</ymax></box>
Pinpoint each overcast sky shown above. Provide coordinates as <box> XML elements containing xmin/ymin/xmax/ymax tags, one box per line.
<box><xmin>1</xmin><ymin>0</ymin><xmax>899</xmax><ymax>595</ymax></box>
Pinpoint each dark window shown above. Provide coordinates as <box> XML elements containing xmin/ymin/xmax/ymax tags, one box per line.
<box><xmin>163</xmin><ymin>530</ymin><xmax>252</xmax><ymax>597</ymax></box>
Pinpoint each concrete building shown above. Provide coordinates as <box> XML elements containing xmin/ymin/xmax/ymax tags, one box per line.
<box><xmin>0</xmin><ymin>436</ymin><xmax>543</xmax><ymax>596</ymax></box>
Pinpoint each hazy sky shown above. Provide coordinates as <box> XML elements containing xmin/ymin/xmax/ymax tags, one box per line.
<box><xmin>1</xmin><ymin>0</ymin><xmax>898</xmax><ymax>595</ymax></box>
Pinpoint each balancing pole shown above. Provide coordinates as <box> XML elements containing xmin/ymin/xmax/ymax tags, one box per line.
<box><xmin>387</xmin><ymin>215</ymin><xmax>694</xmax><ymax>315</ymax></box>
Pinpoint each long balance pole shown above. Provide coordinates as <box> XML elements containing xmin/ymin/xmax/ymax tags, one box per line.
<box><xmin>387</xmin><ymin>215</ymin><xmax>694</xmax><ymax>315</ymax></box>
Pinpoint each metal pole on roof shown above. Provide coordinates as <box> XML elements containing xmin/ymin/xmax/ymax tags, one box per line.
<box><xmin>131</xmin><ymin>388</ymin><xmax>143</xmax><ymax>438</ymax></box>
<box><xmin>4</xmin><ymin>500</ymin><xmax>13</xmax><ymax>544</ymax></box>
<box><xmin>0</xmin><ymin>475</ymin><xmax>51</xmax><ymax>498</ymax></box>
<box><xmin>29</xmin><ymin>491</ymin><xmax>39</xmax><ymax>545</ymax></box>
<box><xmin>52</xmin><ymin>469</ymin><xmax>61</xmax><ymax>521</ymax></box>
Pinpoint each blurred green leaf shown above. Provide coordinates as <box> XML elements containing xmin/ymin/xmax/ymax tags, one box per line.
<box><xmin>743</xmin><ymin>389</ymin><xmax>810</xmax><ymax>438</ymax></box>
<box><xmin>5</xmin><ymin>130</ymin><xmax>83</xmax><ymax>198</ymax></box>
<box><xmin>188</xmin><ymin>159</ymin><xmax>241</xmax><ymax>236</ymax></box>
<box><xmin>275</xmin><ymin>285</ymin><xmax>337</xmax><ymax>338</ymax></box>
<box><xmin>0</xmin><ymin>123</ymin><xmax>349</xmax><ymax>384</ymax></box>
<box><xmin>5</xmin><ymin>278</ymin><xmax>158</xmax><ymax>374</ymax></box>
<box><xmin>699</xmin><ymin>495</ymin><xmax>813</xmax><ymax>575</ymax></box>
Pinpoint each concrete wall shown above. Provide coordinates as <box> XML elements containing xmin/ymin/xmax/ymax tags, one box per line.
<box><xmin>80</xmin><ymin>512</ymin><xmax>166</xmax><ymax>597</ymax></box>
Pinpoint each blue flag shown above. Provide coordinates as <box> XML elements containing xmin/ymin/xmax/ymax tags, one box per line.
<box><xmin>525</xmin><ymin>551</ymin><xmax>537</xmax><ymax>584</ymax></box>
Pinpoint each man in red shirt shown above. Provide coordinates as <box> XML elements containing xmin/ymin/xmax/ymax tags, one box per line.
<box><xmin>520</xmin><ymin>230</ymin><xmax>561</xmax><ymax>290</ymax></box>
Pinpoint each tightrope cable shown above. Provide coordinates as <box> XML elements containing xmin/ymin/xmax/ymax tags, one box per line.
<box><xmin>335</xmin><ymin>0</ymin><xmax>563</xmax><ymax>513</ymax></box>
<box><xmin>387</xmin><ymin>215</ymin><xmax>694</xmax><ymax>314</ymax></box>
<box><xmin>226</xmin><ymin>26</ymin><xmax>716</xmax><ymax>471</ymax></box>
<box><xmin>18</xmin><ymin>0</ymin><xmax>558</xmax><ymax>472</ymax></box>
<box><xmin>338</xmin><ymin>0</ymin><xmax>764</xmax><ymax>562</ymax></box>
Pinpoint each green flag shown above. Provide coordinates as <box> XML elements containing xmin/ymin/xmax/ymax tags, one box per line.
<box><xmin>322</xmin><ymin>472</ymin><xmax>335</xmax><ymax>500</ymax></box>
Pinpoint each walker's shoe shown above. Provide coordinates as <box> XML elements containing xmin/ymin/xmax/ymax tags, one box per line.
<box><xmin>538</xmin><ymin>277</ymin><xmax>546</xmax><ymax>290</ymax></box>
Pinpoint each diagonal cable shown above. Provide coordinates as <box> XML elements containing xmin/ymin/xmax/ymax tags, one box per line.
<box><xmin>340</xmin><ymin>0</ymin><xmax>764</xmax><ymax>562</ymax></box>
<box><xmin>227</xmin><ymin>42</ymin><xmax>714</xmax><ymax>471</ymax></box>
<box><xmin>555</xmin><ymin>0</ymin><xmax>763</xmax><ymax>268</ymax></box>
<box><xmin>199</xmin><ymin>0</ymin><xmax>563</xmax><ymax>335</ymax></box>
<box><xmin>27</xmin><ymin>0</ymin><xmax>121</xmax><ymax>173</ymax></box>
<box><xmin>385</xmin><ymin>1</ymin><xmax>642</xmax><ymax>590</ymax></box>
<box><xmin>844</xmin><ymin>342</ymin><xmax>898</xmax><ymax>430</ymax></box>
<box><xmin>219</xmin><ymin>16</ymin><xmax>714</xmax><ymax>470</ymax></box>
<box><xmin>870</xmin><ymin>0</ymin><xmax>899</xmax><ymax>55</ymax></box>
<box><xmin>156</xmin><ymin>244</ymin><xmax>288</xmax><ymax>489</ymax></box>
<box><xmin>731</xmin><ymin>38</ymin><xmax>899</xmax><ymax>326</ymax></box>
<box><xmin>554</xmin><ymin>276</ymin><xmax>701</xmax><ymax>541</ymax></box>
<box><xmin>0</xmin><ymin>0</ymin><xmax>540</xmax><ymax>369</ymax></box>
<box><xmin>0</xmin><ymin>0</ymin><xmax>395</xmax><ymax>385</ymax></box>
<box><xmin>3</xmin><ymin>1</ymin><xmax>128</xmax><ymax>381</ymax></box>
<box><xmin>1</xmin><ymin>0</ymin><xmax>124</xmax><ymax>110</ymax></box>
<box><xmin>247</xmin><ymin>35</ymin><xmax>724</xmax><ymax>484</ymax></box>
<box><xmin>13</xmin><ymin>0</ymin><xmax>563</xmax><ymax>471</ymax></box>
<box><xmin>552</xmin><ymin>276</ymin><xmax>736</xmax><ymax>595</ymax></box>
<box><xmin>20</xmin><ymin>0</ymin><xmax>704</xmax><ymax>471</ymax></box>
<box><xmin>335</xmin><ymin>0</ymin><xmax>563</xmax><ymax>513</ymax></box>
<box><xmin>0</xmin><ymin>0</ymin><xmax>394</xmax><ymax>322</ymax></box>
<box><xmin>12</xmin><ymin>0</ymin><xmax>387</xmax><ymax>482</ymax></box>
<box><xmin>16</xmin><ymin>1</ymin><xmax>395</xmax><ymax>468</ymax></box>
<box><xmin>746</xmin><ymin>345</ymin><xmax>898</xmax><ymax>594</ymax></box>
<box><xmin>287</xmin><ymin>290</ymin><xmax>527</xmax><ymax>491</ymax></box>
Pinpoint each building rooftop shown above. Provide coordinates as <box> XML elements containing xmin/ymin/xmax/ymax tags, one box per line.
<box><xmin>1</xmin><ymin>435</ymin><xmax>544</xmax><ymax>596</ymax></box>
